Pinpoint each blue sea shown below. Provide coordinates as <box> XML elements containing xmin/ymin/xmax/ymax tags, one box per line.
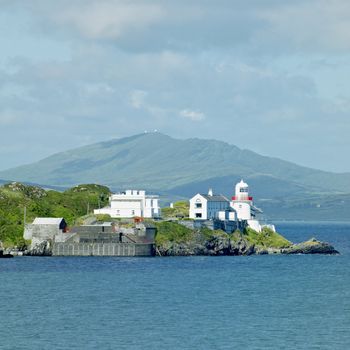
<box><xmin>1</xmin><ymin>222</ymin><xmax>350</xmax><ymax>350</ymax></box>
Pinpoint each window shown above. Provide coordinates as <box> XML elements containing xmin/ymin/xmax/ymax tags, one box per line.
<box><xmin>240</xmin><ymin>188</ymin><xmax>248</xmax><ymax>193</ymax></box>
<box><xmin>196</xmin><ymin>213</ymin><xmax>202</xmax><ymax>218</ymax></box>
<box><xmin>132</xmin><ymin>210</ymin><xmax>135</xmax><ymax>215</ymax></box>
<box><xmin>195</xmin><ymin>203</ymin><xmax>202</xmax><ymax>208</ymax></box>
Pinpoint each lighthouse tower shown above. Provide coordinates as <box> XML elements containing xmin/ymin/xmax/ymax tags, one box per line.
<box><xmin>230</xmin><ymin>180</ymin><xmax>253</xmax><ymax>220</ymax></box>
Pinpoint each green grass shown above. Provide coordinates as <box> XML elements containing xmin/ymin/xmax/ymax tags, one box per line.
<box><xmin>301</xmin><ymin>238</ymin><xmax>319</xmax><ymax>246</ymax></box>
<box><xmin>161</xmin><ymin>201</ymin><xmax>189</xmax><ymax>218</ymax></box>
<box><xmin>154</xmin><ymin>221</ymin><xmax>291</xmax><ymax>250</ymax></box>
<box><xmin>154</xmin><ymin>221</ymin><xmax>194</xmax><ymax>245</ymax></box>
<box><xmin>95</xmin><ymin>214</ymin><xmax>112</xmax><ymax>222</ymax></box>
<box><xmin>243</xmin><ymin>227</ymin><xmax>291</xmax><ymax>248</ymax></box>
<box><xmin>155</xmin><ymin>221</ymin><xmax>230</xmax><ymax>247</ymax></box>
<box><xmin>199</xmin><ymin>227</ymin><xmax>229</xmax><ymax>239</ymax></box>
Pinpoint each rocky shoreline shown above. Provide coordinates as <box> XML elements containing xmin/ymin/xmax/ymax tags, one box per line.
<box><xmin>1</xmin><ymin>231</ymin><xmax>339</xmax><ymax>257</ymax></box>
<box><xmin>156</xmin><ymin>235</ymin><xmax>339</xmax><ymax>256</ymax></box>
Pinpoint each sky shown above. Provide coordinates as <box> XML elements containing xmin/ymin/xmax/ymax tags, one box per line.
<box><xmin>0</xmin><ymin>0</ymin><xmax>350</xmax><ymax>173</ymax></box>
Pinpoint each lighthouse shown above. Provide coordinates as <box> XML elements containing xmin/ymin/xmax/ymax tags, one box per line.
<box><xmin>230</xmin><ymin>179</ymin><xmax>254</xmax><ymax>220</ymax></box>
<box><xmin>189</xmin><ymin>178</ymin><xmax>276</xmax><ymax>233</ymax></box>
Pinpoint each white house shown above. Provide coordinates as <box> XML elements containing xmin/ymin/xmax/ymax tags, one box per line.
<box><xmin>189</xmin><ymin>189</ymin><xmax>230</xmax><ymax>220</ymax></box>
<box><xmin>94</xmin><ymin>190</ymin><xmax>161</xmax><ymax>218</ymax></box>
<box><xmin>190</xmin><ymin>180</ymin><xmax>275</xmax><ymax>233</ymax></box>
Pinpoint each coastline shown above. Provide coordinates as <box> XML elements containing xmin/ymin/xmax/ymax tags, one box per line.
<box><xmin>5</xmin><ymin>222</ymin><xmax>337</xmax><ymax>257</ymax></box>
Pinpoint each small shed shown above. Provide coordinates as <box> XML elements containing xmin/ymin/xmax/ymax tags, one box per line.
<box><xmin>24</xmin><ymin>217</ymin><xmax>68</xmax><ymax>242</ymax></box>
<box><xmin>32</xmin><ymin>218</ymin><xmax>67</xmax><ymax>231</ymax></box>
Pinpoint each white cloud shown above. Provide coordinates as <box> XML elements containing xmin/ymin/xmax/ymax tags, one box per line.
<box><xmin>4</xmin><ymin>0</ymin><xmax>350</xmax><ymax>54</ymax></box>
<box><xmin>179</xmin><ymin>109</ymin><xmax>205</xmax><ymax>121</ymax></box>
<box><xmin>257</xmin><ymin>0</ymin><xmax>350</xmax><ymax>52</ymax></box>
<box><xmin>1</xmin><ymin>1</ymin><xmax>350</xmax><ymax>171</ymax></box>
<box><xmin>53</xmin><ymin>1</ymin><xmax>165</xmax><ymax>40</ymax></box>
<box><xmin>129</xmin><ymin>89</ymin><xmax>147</xmax><ymax>109</ymax></box>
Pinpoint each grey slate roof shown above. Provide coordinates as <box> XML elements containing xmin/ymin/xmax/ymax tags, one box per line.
<box><xmin>200</xmin><ymin>194</ymin><xmax>229</xmax><ymax>202</ymax></box>
<box><xmin>32</xmin><ymin>217</ymin><xmax>65</xmax><ymax>225</ymax></box>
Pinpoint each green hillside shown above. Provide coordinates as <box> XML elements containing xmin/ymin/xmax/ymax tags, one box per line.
<box><xmin>0</xmin><ymin>133</ymin><xmax>349</xmax><ymax>220</ymax></box>
<box><xmin>0</xmin><ymin>183</ymin><xmax>110</xmax><ymax>247</ymax></box>
<box><xmin>1</xmin><ymin>132</ymin><xmax>350</xmax><ymax>192</ymax></box>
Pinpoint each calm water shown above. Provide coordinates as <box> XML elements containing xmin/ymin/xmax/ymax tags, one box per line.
<box><xmin>1</xmin><ymin>222</ymin><xmax>350</xmax><ymax>350</ymax></box>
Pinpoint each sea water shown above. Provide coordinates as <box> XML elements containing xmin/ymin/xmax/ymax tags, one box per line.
<box><xmin>1</xmin><ymin>222</ymin><xmax>350</xmax><ymax>350</ymax></box>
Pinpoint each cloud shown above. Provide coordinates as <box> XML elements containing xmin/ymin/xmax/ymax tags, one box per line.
<box><xmin>129</xmin><ymin>89</ymin><xmax>147</xmax><ymax>109</ymax></box>
<box><xmin>3</xmin><ymin>0</ymin><xmax>350</xmax><ymax>54</ymax></box>
<box><xmin>1</xmin><ymin>1</ymin><xmax>350</xmax><ymax>172</ymax></box>
<box><xmin>54</xmin><ymin>1</ymin><xmax>165</xmax><ymax>40</ymax></box>
<box><xmin>255</xmin><ymin>0</ymin><xmax>350</xmax><ymax>53</ymax></box>
<box><xmin>180</xmin><ymin>109</ymin><xmax>205</xmax><ymax>121</ymax></box>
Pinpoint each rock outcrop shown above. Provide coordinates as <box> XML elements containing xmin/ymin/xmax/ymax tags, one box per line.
<box><xmin>156</xmin><ymin>233</ymin><xmax>338</xmax><ymax>256</ymax></box>
<box><xmin>281</xmin><ymin>238</ymin><xmax>339</xmax><ymax>255</ymax></box>
<box><xmin>25</xmin><ymin>240</ymin><xmax>52</xmax><ymax>256</ymax></box>
<box><xmin>0</xmin><ymin>250</ymin><xmax>14</xmax><ymax>258</ymax></box>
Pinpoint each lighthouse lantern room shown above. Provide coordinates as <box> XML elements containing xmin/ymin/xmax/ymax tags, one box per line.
<box><xmin>231</xmin><ymin>180</ymin><xmax>254</xmax><ymax>221</ymax></box>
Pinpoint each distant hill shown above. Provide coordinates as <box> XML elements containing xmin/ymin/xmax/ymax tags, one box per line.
<box><xmin>0</xmin><ymin>132</ymin><xmax>349</xmax><ymax>220</ymax></box>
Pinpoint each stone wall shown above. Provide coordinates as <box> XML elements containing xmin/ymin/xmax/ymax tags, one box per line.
<box><xmin>52</xmin><ymin>242</ymin><xmax>154</xmax><ymax>256</ymax></box>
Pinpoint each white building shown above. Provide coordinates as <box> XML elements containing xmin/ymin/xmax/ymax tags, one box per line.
<box><xmin>231</xmin><ymin>180</ymin><xmax>256</xmax><ymax>220</ymax></box>
<box><xmin>229</xmin><ymin>179</ymin><xmax>264</xmax><ymax>231</ymax></box>
<box><xmin>228</xmin><ymin>179</ymin><xmax>276</xmax><ymax>232</ymax></box>
<box><xmin>190</xmin><ymin>180</ymin><xmax>275</xmax><ymax>233</ymax></box>
<box><xmin>189</xmin><ymin>188</ymin><xmax>230</xmax><ymax>220</ymax></box>
<box><xmin>94</xmin><ymin>190</ymin><xmax>161</xmax><ymax>218</ymax></box>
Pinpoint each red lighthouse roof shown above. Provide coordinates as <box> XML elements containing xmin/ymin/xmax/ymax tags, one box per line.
<box><xmin>232</xmin><ymin>196</ymin><xmax>253</xmax><ymax>201</ymax></box>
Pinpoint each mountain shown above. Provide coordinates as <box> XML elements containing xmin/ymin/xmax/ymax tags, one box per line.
<box><xmin>1</xmin><ymin>132</ymin><xmax>349</xmax><ymax>220</ymax></box>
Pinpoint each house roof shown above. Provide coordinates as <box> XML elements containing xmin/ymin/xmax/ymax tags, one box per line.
<box><xmin>32</xmin><ymin>217</ymin><xmax>65</xmax><ymax>225</ymax></box>
<box><xmin>200</xmin><ymin>194</ymin><xmax>229</xmax><ymax>202</ymax></box>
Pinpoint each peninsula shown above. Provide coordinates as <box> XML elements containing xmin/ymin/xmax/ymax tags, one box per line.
<box><xmin>0</xmin><ymin>181</ymin><xmax>338</xmax><ymax>257</ymax></box>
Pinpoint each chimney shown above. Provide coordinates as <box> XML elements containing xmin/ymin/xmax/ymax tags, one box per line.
<box><xmin>208</xmin><ymin>188</ymin><xmax>213</xmax><ymax>196</ymax></box>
